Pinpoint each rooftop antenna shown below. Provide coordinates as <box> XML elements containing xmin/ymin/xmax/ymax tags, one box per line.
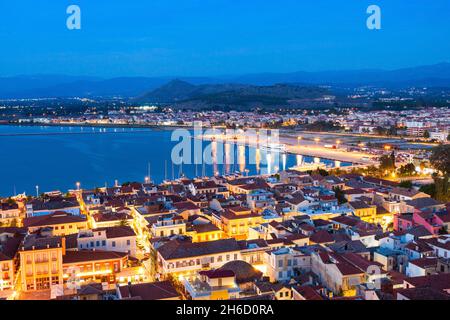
<box><xmin>164</xmin><ymin>160</ymin><xmax>168</xmax><ymax>181</ymax></box>
<box><xmin>171</xmin><ymin>161</ymin><xmax>175</xmax><ymax>181</ymax></box>
<box><xmin>13</xmin><ymin>185</ymin><xmax>16</xmax><ymax>197</ymax></box>
<box><xmin>147</xmin><ymin>162</ymin><xmax>151</xmax><ymax>182</ymax></box>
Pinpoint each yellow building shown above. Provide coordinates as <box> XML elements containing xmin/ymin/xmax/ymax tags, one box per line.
<box><xmin>23</xmin><ymin>211</ymin><xmax>88</xmax><ymax>236</ymax></box>
<box><xmin>217</xmin><ymin>207</ymin><xmax>263</xmax><ymax>240</ymax></box>
<box><xmin>348</xmin><ymin>201</ymin><xmax>377</xmax><ymax>223</ymax></box>
<box><xmin>186</xmin><ymin>223</ymin><xmax>224</xmax><ymax>243</ymax></box>
<box><xmin>182</xmin><ymin>270</ymin><xmax>240</xmax><ymax>300</ymax></box>
<box><xmin>19</xmin><ymin>234</ymin><xmax>65</xmax><ymax>291</ymax></box>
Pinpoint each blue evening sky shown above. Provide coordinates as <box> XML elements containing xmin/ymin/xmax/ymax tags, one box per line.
<box><xmin>0</xmin><ymin>0</ymin><xmax>449</xmax><ymax>77</ymax></box>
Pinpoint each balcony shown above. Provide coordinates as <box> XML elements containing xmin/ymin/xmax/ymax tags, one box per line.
<box><xmin>35</xmin><ymin>259</ymin><xmax>50</xmax><ymax>264</ymax></box>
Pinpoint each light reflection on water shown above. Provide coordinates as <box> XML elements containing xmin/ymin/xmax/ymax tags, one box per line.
<box><xmin>0</xmin><ymin>125</ymin><xmax>352</xmax><ymax>196</ymax></box>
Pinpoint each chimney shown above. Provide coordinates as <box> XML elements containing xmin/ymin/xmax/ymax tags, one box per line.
<box><xmin>127</xmin><ymin>281</ymin><xmax>132</xmax><ymax>298</ymax></box>
<box><xmin>61</xmin><ymin>237</ymin><xmax>66</xmax><ymax>255</ymax></box>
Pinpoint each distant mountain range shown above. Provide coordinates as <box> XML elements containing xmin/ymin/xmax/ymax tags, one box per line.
<box><xmin>135</xmin><ymin>80</ymin><xmax>333</xmax><ymax>109</ymax></box>
<box><xmin>0</xmin><ymin>62</ymin><xmax>449</xmax><ymax>99</ymax></box>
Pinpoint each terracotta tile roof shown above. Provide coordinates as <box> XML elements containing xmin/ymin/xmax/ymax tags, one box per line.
<box><xmin>173</xmin><ymin>201</ymin><xmax>200</xmax><ymax>211</ymax></box>
<box><xmin>293</xmin><ymin>285</ymin><xmax>324</xmax><ymax>300</ymax></box>
<box><xmin>118</xmin><ymin>281</ymin><xmax>180</xmax><ymax>300</ymax></box>
<box><xmin>157</xmin><ymin>238</ymin><xmax>240</xmax><ymax>260</ymax></box>
<box><xmin>396</xmin><ymin>287</ymin><xmax>450</xmax><ymax>300</ymax></box>
<box><xmin>22</xmin><ymin>234</ymin><xmax>62</xmax><ymax>251</ymax></box>
<box><xmin>62</xmin><ymin>250</ymin><xmax>127</xmax><ymax>264</ymax></box>
<box><xmin>191</xmin><ymin>223</ymin><xmax>220</xmax><ymax>234</ymax></box>
<box><xmin>0</xmin><ymin>235</ymin><xmax>24</xmax><ymax>261</ymax></box>
<box><xmin>93</xmin><ymin>226</ymin><xmax>136</xmax><ymax>239</ymax></box>
<box><xmin>408</xmin><ymin>257</ymin><xmax>438</xmax><ymax>269</ymax></box>
<box><xmin>310</xmin><ymin>230</ymin><xmax>334</xmax><ymax>244</ymax></box>
<box><xmin>404</xmin><ymin>273</ymin><xmax>450</xmax><ymax>291</ymax></box>
<box><xmin>24</xmin><ymin>212</ymin><xmax>86</xmax><ymax>228</ymax></box>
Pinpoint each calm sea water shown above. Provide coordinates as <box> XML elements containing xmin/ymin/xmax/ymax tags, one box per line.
<box><xmin>0</xmin><ymin>125</ymin><xmax>351</xmax><ymax>197</ymax></box>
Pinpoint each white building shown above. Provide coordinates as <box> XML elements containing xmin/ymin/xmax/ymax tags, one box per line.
<box><xmin>77</xmin><ymin>226</ymin><xmax>137</xmax><ymax>257</ymax></box>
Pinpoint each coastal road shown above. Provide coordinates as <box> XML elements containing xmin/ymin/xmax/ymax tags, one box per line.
<box><xmin>202</xmin><ymin>132</ymin><xmax>378</xmax><ymax>166</ymax></box>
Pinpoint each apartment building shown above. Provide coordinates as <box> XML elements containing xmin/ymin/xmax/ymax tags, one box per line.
<box><xmin>156</xmin><ymin>238</ymin><xmax>242</xmax><ymax>277</ymax></box>
<box><xmin>77</xmin><ymin>226</ymin><xmax>137</xmax><ymax>257</ymax></box>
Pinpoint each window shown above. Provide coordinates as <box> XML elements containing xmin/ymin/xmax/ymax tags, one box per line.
<box><xmin>278</xmin><ymin>260</ymin><xmax>283</xmax><ymax>268</ymax></box>
<box><xmin>127</xmin><ymin>239</ymin><xmax>131</xmax><ymax>246</ymax></box>
<box><xmin>96</xmin><ymin>241</ymin><xmax>100</xmax><ymax>247</ymax></box>
<box><xmin>112</xmin><ymin>241</ymin><xmax>116</xmax><ymax>247</ymax></box>
<box><xmin>102</xmin><ymin>240</ymin><xmax>106</xmax><ymax>246</ymax></box>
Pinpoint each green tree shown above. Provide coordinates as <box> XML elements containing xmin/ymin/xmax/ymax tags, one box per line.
<box><xmin>429</xmin><ymin>145</ymin><xmax>450</xmax><ymax>201</ymax></box>
<box><xmin>419</xmin><ymin>184</ymin><xmax>436</xmax><ymax>198</ymax></box>
<box><xmin>399</xmin><ymin>180</ymin><xmax>413</xmax><ymax>189</ymax></box>
<box><xmin>333</xmin><ymin>187</ymin><xmax>347</xmax><ymax>204</ymax></box>
<box><xmin>398</xmin><ymin>163</ymin><xmax>416</xmax><ymax>176</ymax></box>
<box><xmin>438</xmin><ymin>226</ymin><xmax>448</xmax><ymax>235</ymax></box>
<box><xmin>430</xmin><ymin>145</ymin><xmax>450</xmax><ymax>176</ymax></box>
<box><xmin>379</xmin><ymin>153</ymin><xmax>396</xmax><ymax>173</ymax></box>
<box><xmin>423</xmin><ymin>130</ymin><xmax>430</xmax><ymax>139</ymax></box>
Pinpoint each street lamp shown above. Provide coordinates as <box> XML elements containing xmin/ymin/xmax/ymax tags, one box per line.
<box><xmin>35</xmin><ymin>185</ymin><xmax>39</xmax><ymax>197</ymax></box>
<box><xmin>76</xmin><ymin>182</ymin><xmax>81</xmax><ymax>191</ymax></box>
<box><xmin>144</xmin><ymin>176</ymin><xmax>150</xmax><ymax>184</ymax></box>
<box><xmin>297</xmin><ymin>136</ymin><xmax>302</xmax><ymax>147</ymax></box>
<box><xmin>314</xmin><ymin>137</ymin><xmax>320</xmax><ymax>145</ymax></box>
<box><xmin>336</xmin><ymin>140</ymin><xmax>341</xmax><ymax>148</ymax></box>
